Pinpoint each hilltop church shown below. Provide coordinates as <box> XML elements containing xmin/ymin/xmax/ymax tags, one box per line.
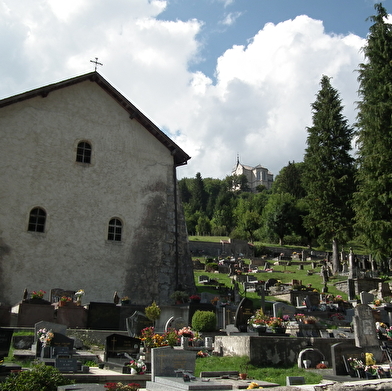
<box><xmin>0</xmin><ymin>72</ymin><xmax>195</xmax><ymax>306</ymax></box>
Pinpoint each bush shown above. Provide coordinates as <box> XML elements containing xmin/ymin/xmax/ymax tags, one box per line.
<box><xmin>191</xmin><ymin>310</ymin><xmax>217</xmax><ymax>332</ymax></box>
<box><xmin>205</xmin><ymin>262</ymin><xmax>218</xmax><ymax>272</ymax></box>
<box><xmin>0</xmin><ymin>363</ymin><xmax>73</xmax><ymax>391</ymax></box>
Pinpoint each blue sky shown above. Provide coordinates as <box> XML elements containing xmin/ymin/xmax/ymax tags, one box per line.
<box><xmin>0</xmin><ymin>0</ymin><xmax>388</xmax><ymax>179</ymax></box>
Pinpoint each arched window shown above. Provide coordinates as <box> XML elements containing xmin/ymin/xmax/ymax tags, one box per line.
<box><xmin>108</xmin><ymin>218</ymin><xmax>122</xmax><ymax>241</ymax></box>
<box><xmin>28</xmin><ymin>207</ymin><xmax>46</xmax><ymax>232</ymax></box>
<box><xmin>76</xmin><ymin>141</ymin><xmax>92</xmax><ymax>164</ymax></box>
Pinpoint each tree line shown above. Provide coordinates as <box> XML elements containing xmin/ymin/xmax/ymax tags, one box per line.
<box><xmin>179</xmin><ymin>4</ymin><xmax>392</xmax><ymax>274</ymax></box>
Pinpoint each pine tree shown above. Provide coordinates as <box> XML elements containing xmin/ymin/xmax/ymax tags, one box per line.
<box><xmin>354</xmin><ymin>3</ymin><xmax>392</xmax><ymax>267</ymax></box>
<box><xmin>303</xmin><ymin>75</ymin><xmax>355</xmax><ymax>274</ymax></box>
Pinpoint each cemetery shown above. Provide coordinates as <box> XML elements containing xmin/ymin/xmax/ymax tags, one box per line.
<box><xmin>2</xmin><ymin>248</ymin><xmax>392</xmax><ymax>389</ymax></box>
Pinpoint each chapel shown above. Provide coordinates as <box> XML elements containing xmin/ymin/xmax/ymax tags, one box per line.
<box><xmin>0</xmin><ymin>71</ymin><xmax>195</xmax><ymax>306</ymax></box>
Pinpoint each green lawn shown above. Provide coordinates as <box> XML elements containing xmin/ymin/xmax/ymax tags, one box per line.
<box><xmin>195</xmin><ymin>356</ymin><xmax>323</xmax><ymax>386</ymax></box>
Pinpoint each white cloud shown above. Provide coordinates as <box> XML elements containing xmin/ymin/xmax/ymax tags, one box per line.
<box><xmin>220</xmin><ymin>11</ymin><xmax>242</xmax><ymax>26</ymax></box>
<box><xmin>0</xmin><ymin>2</ymin><xmax>365</xmax><ymax>180</ymax></box>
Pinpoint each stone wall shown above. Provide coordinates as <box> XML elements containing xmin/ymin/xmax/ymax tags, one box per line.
<box><xmin>214</xmin><ymin>335</ymin><xmax>352</xmax><ymax>366</ymax></box>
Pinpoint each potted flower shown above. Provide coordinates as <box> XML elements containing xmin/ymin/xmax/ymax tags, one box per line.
<box><xmin>105</xmin><ymin>382</ymin><xmax>140</xmax><ymax>391</ymax></box>
<box><xmin>59</xmin><ymin>296</ymin><xmax>72</xmax><ymax>307</ymax></box>
<box><xmin>248</xmin><ymin>309</ymin><xmax>269</xmax><ymax>334</ymax></box>
<box><xmin>294</xmin><ymin>313</ymin><xmax>305</xmax><ymax>323</ymax></box>
<box><xmin>170</xmin><ymin>291</ymin><xmax>189</xmax><ymax>304</ymax></box>
<box><xmin>189</xmin><ymin>294</ymin><xmax>201</xmax><ymax>303</ymax></box>
<box><xmin>125</xmin><ymin>358</ymin><xmax>146</xmax><ymax>375</ymax></box>
<box><xmin>121</xmin><ymin>296</ymin><xmax>130</xmax><ymax>305</ymax></box>
<box><xmin>268</xmin><ymin>315</ymin><xmax>289</xmax><ymax>334</ymax></box>
<box><xmin>304</xmin><ymin>316</ymin><xmax>317</xmax><ymax>324</ymax></box>
<box><xmin>31</xmin><ymin>289</ymin><xmax>46</xmax><ymax>299</ymax></box>
<box><xmin>145</xmin><ymin>301</ymin><xmax>161</xmax><ymax>327</ymax></box>
<box><xmin>75</xmin><ymin>289</ymin><xmax>85</xmax><ymax>306</ymax></box>
<box><xmin>347</xmin><ymin>357</ymin><xmax>365</xmax><ymax>378</ymax></box>
<box><xmin>178</xmin><ymin>326</ymin><xmax>194</xmax><ymax>338</ymax></box>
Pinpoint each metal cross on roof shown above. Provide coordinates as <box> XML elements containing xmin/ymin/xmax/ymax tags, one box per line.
<box><xmin>90</xmin><ymin>57</ymin><xmax>103</xmax><ymax>71</ymax></box>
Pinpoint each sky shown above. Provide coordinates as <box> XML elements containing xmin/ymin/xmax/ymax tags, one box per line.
<box><xmin>1</xmin><ymin>0</ymin><xmax>389</xmax><ymax>179</ymax></box>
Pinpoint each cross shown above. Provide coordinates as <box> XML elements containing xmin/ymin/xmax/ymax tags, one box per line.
<box><xmin>90</xmin><ymin>57</ymin><xmax>103</xmax><ymax>71</ymax></box>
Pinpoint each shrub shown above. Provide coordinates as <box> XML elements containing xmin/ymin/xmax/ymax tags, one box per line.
<box><xmin>205</xmin><ymin>262</ymin><xmax>218</xmax><ymax>272</ymax></box>
<box><xmin>191</xmin><ymin>310</ymin><xmax>217</xmax><ymax>332</ymax></box>
<box><xmin>0</xmin><ymin>363</ymin><xmax>72</xmax><ymax>391</ymax></box>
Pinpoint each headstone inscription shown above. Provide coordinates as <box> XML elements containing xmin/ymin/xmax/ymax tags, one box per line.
<box><xmin>0</xmin><ymin>328</ymin><xmax>13</xmax><ymax>362</ymax></box>
<box><xmin>273</xmin><ymin>302</ymin><xmax>296</xmax><ymax>318</ymax></box>
<box><xmin>151</xmin><ymin>346</ymin><xmax>196</xmax><ymax>382</ymax></box>
<box><xmin>126</xmin><ymin>311</ymin><xmax>153</xmax><ymax>338</ymax></box>
<box><xmin>234</xmin><ymin>297</ymin><xmax>253</xmax><ymax>332</ymax></box>
<box><xmin>105</xmin><ymin>333</ymin><xmax>141</xmax><ymax>363</ymax></box>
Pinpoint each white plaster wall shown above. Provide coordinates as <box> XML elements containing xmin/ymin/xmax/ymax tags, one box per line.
<box><xmin>0</xmin><ymin>81</ymin><xmax>194</xmax><ymax>306</ymax></box>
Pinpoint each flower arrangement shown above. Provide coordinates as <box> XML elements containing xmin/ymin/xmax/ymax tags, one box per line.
<box><xmin>60</xmin><ymin>296</ymin><xmax>72</xmax><ymax>303</ymax></box>
<box><xmin>162</xmin><ymin>328</ymin><xmax>179</xmax><ymax>347</ymax></box>
<box><xmin>294</xmin><ymin>313</ymin><xmax>305</xmax><ymax>322</ymax></box>
<box><xmin>75</xmin><ymin>289</ymin><xmax>85</xmax><ymax>297</ymax></box>
<box><xmin>121</xmin><ymin>296</ymin><xmax>130</xmax><ymax>303</ymax></box>
<box><xmin>304</xmin><ymin>316</ymin><xmax>317</xmax><ymax>324</ymax></box>
<box><xmin>140</xmin><ymin>327</ymin><xmax>163</xmax><ymax>348</ymax></box>
<box><xmin>365</xmin><ymin>352</ymin><xmax>376</xmax><ymax>366</ymax></box>
<box><xmin>104</xmin><ymin>382</ymin><xmax>140</xmax><ymax>391</ymax></box>
<box><xmin>316</xmin><ymin>362</ymin><xmax>328</xmax><ymax>369</ymax></box>
<box><xmin>37</xmin><ymin>328</ymin><xmax>54</xmax><ymax>347</ymax></box>
<box><xmin>178</xmin><ymin>326</ymin><xmax>194</xmax><ymax>338</ymax></box>
<box><xmin>211</xmin><ymin>297</ymin><xmax>219</xmax><ymax>305</ymax></box>
<box><xmin>373</xmin><ymin>298</ymin><xmax>383</xmax><ymax>306</ymax></box>
<box><xmin>248</xmin><ymin>309</ymin><xmax>269</xmax><ymax>328</ymax></box>
<box><xmin>333</xmin><ymin>295</ymin><xmax>344</xmax><ymax>303</ymax></box>
<box><xmin>247</xmin><ymin>382</ymin><xmax>262</xmax><ymax>389</ymax></box>
<box><xmin>189</xmin><ymin>294</ymin><xmax>201</xmax><ymax>301</ymax></box>
<box><xmin>330</xmin><ymin>313</ymin><xmax>345</xmax><ymax>321</ymax></box>
<box><xmin>386</xmin><ymin>326</ymin><xmax>392</xmax><ymax>339</ymax></box>
<box><xmin>347</xmin><ymin>357</ymin><xmax>364</xmax><ymax>370</ymax></box>
<box><xmin>31</xmin><ymin>290</ymin><xmax>46</xmax><ymax>299</ymax></box>
<box><xmin>268</xmin><ymin>316</ymin><xmax>289</xmax><ymax>328</ymax></box>
<box><xmin>127</xmin><ymin>359</ymin><xmax>146</xmax><ymax>374</ymax></box>
<box><xmin>197</xmin><ymin>350</ymin><xmax>209</xmax><ymax>358</ymax></box>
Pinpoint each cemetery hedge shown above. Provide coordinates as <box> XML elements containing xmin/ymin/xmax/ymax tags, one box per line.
<box><xmin>0</xmin><ymin>363</ymin><xmax>73</xmax><ymax>391</ymax></box>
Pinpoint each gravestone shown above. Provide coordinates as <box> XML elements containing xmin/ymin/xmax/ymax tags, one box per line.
<box><xmin>286</xmin><ymin>376</ymin><xmax>305</xmax><ymax>386</ymax></box>
<box><xmin>273</xmin><ymin>302</ymin><xmax>296</xmax><ymax>318</ymax></box>
<box><xmin>170</xmin><ymin>317</ymin><xmax>187</xmax><ymax>331</ymax></box>
<box><xmin>87</xmin><ymin>302</ymin><xmax>121</xmax><ymax>330</ymax></box>
<box><xmin>151</xmin><ymin>346</ymin><xmax>196</xmax><ymax>382</ymax></box>
<box><xmin>55</xmin><ymin>357</ymin><xmax>78</xmax><ymax>373</ymax></box>
<box><xmin>331</xmin><ymin>341</ymin><xmax>360</xmax><ymax>376</ymax></box>
<box><xmin>35</xmin><ymin>321</ymin><xmax>67</xmax><ymax>342</ymax></box>
<box><xmin>353</xmin><ymin>304</ymin><xmax>379</xmax><ymax>348</ymax></box>
<box><xmin>105</xmin><ymin>333</ymin><xmax>141</xmax><ymax>363</ymax></box>
<box><xmin>0</xmin><ymin>328</ymin><xmax>13</xmax><ymax>362</ymax></box>
<box><xmin>347</xmin><ymin>279</ymin><xmax>356</xmax><ymax>301</ymax></box>
<box><xmin>234</xmin><ymin>297</ymin><xmax>253</xmax><ymax>332</ymax></box>
<box><xmin>126</xmin><ymin>311</ymin><xmax>153</xmax><ymax>337</ymax></box>
<box><xmin>360</xmin><ymin>291</ymin><xmax>374</xmax><ymax>305</ymax></box>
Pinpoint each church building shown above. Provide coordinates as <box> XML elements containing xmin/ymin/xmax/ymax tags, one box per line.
<box><xmin>0</xmin><ymin>72</ymin><xmax>195</xmax><ymax>306</ymax></box>
<box><xmin>232</xmin><ymin>158</ymin><xmax>274</xmax><ymax>191</ymax></box>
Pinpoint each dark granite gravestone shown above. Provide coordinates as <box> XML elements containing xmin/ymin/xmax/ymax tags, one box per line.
<box><xmin>331</xmin><ymin>341</ymin><xmax>360</xmax><ymax>376</ymax></box>
<box><xmin>37</xmin><ymin>332</ymin><xmax>74</xmax><ymax>358</ymax></box>
<box><xmin>151</xmin><ymin>346</ymin><xmax>196</xmax><ymax>382</ymax></box>
<box><xmin>35</xmin><ymin>321</ymin><xmax>67</xmax><ymax>342</ymax></box>
<box><xmin>105</xmin><ymin>333</ymin><xmax>141</xmax><ymax>363</ymax></box>
<box><xmin>87</xmin><ymin>302</ymin><xmax>121</xmax><ymax>330</ymax></box>
<box><xmin>126</xmin><ymin>311</ymin><xmax>153</xmax><ymax>337</ymax></box>
<box><xmin>234</xmin><ymin>297</ymin><xmax>253</xmax><ymax>332</ymax></box>
<box><xmin>0</xmin><ymin>328</ymin><xmax>13</xmax><ymax>362</ymax></box>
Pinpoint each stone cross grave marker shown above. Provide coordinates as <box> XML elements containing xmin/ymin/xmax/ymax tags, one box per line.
<box><xmin>151</xmin><ymin>346</ymin><xmax>196</xmax><ymax>382</ymax></box>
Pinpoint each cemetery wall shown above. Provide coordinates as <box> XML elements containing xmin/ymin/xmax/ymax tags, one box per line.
<box><xmin>189</xmin><ymin>240</ymin><xmax>254</xmax><ymax>258</ymax></box>
<box><xmin>0</xmin><ymin>78</ymin><xmax>195</xmax><ymax>306</ymax></box>
<box><xmin>214</xmin><ymin>336</ymin><xmax>350</xmax><ymax>366</ymax></box>
<box><xmin>334</xmin><ymin>279</ymin><xmax>382</xmax><ymax>297</ymax></box>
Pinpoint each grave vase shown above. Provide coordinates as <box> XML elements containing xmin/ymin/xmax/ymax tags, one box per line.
<box><xmin>130</xmin><ymin>367</ymin><xmax>138</xmax><ymax>375</ymax></box>
<box><xmin>40</xmin><ymin>346</ymin><xmax>51</xmax><ymax>358</ymax></box>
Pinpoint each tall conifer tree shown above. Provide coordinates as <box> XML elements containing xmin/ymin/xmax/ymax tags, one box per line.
<box><xmin>354</xmin><ymin>3</ymin><xmax>392</xmax><ymax>267</ymax></box>
<box><xmin>303</xmin><ymin>75</ymin><xmax>355</xmax><ymax>274</ymax></box>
